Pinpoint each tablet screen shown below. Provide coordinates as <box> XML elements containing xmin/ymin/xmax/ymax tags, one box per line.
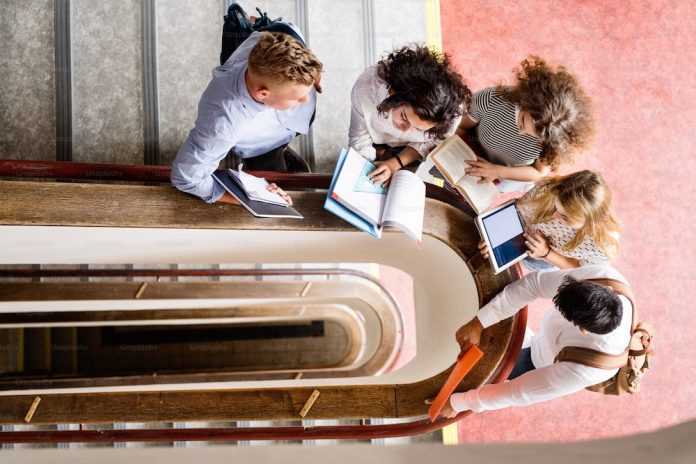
<box><xmin>481</xmin><ymin>203</ymin><xmax>526</xmax><ymax>268</ymax></box>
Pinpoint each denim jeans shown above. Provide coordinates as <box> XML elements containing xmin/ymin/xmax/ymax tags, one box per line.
<box><xmin>508</xmin><ymin>347</ymin><xmax>536</xmax><ymax>380</ymax></box>
<box><xmin>523</xmin><ymin>257</ymin><xmax>558</xmax><ymax>272</ymax></box>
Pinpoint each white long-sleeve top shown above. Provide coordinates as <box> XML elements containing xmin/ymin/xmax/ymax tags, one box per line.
<box><xmin>348</xmin><ymin>66</ymin><xmax>461</xmax><ymax>160</ymax></box>
<box><xmin>450</xmin><ymin>265</ymin><xmax>633</xmax><ymax>413</ymax></box>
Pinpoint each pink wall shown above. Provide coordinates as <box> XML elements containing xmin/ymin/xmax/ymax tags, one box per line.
<box><xmin>441</xmin><ymin>0</ymin><xmax>696</xmax><ymax>443</ymax></box>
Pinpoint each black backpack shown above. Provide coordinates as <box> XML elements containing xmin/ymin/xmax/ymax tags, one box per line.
<box><xmin>220</xmin><ymin>3</ymin><xmax>306</xmax><ymax>65</ymax></box>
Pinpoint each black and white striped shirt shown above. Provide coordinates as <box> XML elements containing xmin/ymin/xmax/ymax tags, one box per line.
<box><xmin>469</xmin><ymin>87</ymin><xmax>542</xmax><ymax>167</ymax></box>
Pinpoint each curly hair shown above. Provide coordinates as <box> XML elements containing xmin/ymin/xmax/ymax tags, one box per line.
<box><xmin>498</xmin><ymin>56</ymin><xmax>594</xmax><ymax>168</ymax></box>
<box><xmin>248</xmin><ymin>32</ymin><xmax>323</xmax><ymax>86</ymax></box>
<box><xmin>376</xmin><ymin>45</ymin><xmax>471</xmax><ymax>140</ymax></box>
<box><xmin>518</xmin><ymin>170</ymin><xmax>621</xmax><ymax>259</ymax></box>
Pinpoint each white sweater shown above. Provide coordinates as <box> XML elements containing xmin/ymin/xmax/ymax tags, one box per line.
<box><xmin>451</xmin><ymin>265</ymin><xmax>633</xmax><ymax>412</ymax></box>
<box><xmin>348</xmin><ymin>66</ymin><xmax>461</xmax><ymax>160</ymax></box>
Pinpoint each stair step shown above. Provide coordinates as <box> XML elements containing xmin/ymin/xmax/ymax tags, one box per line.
<box><xmin>0</xmin><ymin>328</ymin><xmax>20</xmax><ymax>375</ymax></box>
<box><xmin>22</xmin><ymin>328</ymin><xmax>50</xmax><ymax>374</ymax></box>
<box><xmin>50</xmin><ymin>327</ymin><xmax>78</xmax><ymax>374</ymax></box>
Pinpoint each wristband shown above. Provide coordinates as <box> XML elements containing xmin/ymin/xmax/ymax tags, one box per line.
<box><xmin>541</xmin><ymin>248</ymin><xmax>551</xmax><ymax>258</ymax></box>
<box><xmin>394</xmin><ymin>154</ymin><xmax>404</xmax><ymax>169</ymax></box>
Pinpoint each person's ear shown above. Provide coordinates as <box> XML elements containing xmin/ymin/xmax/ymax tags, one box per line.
<box><xmin>255</xmin><ymin>86</ymin><xmax>270</xmax><ymax>101</ymax></box>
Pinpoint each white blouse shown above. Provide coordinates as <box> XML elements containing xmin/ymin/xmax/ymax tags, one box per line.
<box><xmin>348</xmin><ymin>66</ymin><xmax>461</xmax><ymax>160</ymax></box>
<box><xmin>517</xmin><ymin>186</ymin><xmax>612</xmax><ymax>266</ymax></box>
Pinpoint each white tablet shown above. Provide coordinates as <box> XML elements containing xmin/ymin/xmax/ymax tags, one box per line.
<box><xmin>475</xmin><ymin>200</ymin><xmax>528</xmax><ymax>274</ymax></box>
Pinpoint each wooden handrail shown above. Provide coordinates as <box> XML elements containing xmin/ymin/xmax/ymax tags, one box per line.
<box><xmin>0</xmin><ymin>162</ymin><xmax>526</xmax><ymax>440</ymax></box>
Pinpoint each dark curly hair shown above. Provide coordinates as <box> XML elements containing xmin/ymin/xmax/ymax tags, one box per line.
<box><xmin>376</xmin><ymin>45</ymin><xmax>471</xmax><ymax>141</ymax></box>
<box><xmin>498</xmin><ymin>56</ymin><xmax>595</xmax><ymax>168</ymax></box>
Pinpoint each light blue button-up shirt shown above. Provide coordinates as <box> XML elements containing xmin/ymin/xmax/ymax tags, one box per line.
<box><xmin>171</xmin><ymin>25</ymin><xmax>316</xmax><ymax>203</ymax></box>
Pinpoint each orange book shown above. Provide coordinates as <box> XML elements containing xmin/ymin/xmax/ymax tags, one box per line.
<box><xmin>428</xmin><ymin>345</ymin><xmax>484</xmax><ymax>422</ymax></box>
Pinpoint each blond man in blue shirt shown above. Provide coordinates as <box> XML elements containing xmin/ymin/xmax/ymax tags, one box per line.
<box><xmin>172</xmin><ymin>24</ymin><xmax>322</xmax><ymax>205</ymax></box>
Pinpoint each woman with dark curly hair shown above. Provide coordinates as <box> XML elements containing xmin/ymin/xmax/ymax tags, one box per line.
<box><xmin>349</xmin><ymin>45</ymin><xmax>471</xmax><ymax>185</ymax></box>
<box><xmin>459</xmin><ymin>56</ymin><xmax>594</xmax><ymax>191</ymax></box>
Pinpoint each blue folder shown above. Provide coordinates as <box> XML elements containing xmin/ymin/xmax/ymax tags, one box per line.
<box><xmin>324</xmin><ymin>148</ymin><xmax>381</xmax><ymax>238</ymax></box>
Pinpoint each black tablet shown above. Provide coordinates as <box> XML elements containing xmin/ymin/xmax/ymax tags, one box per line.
<box><xmin>475</xmin><ymin>200</ymin><xmax>528</xmax><ymax>274</ymax></box>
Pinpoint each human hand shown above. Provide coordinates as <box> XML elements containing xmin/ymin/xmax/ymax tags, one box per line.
<box><xmin>455</xmin><ymin>317</ymin><xmax>483</xmax><ymax>356</ymax></box>
<box><xmin>464</xmin><ymin>158</ymin><xmax>499</xmax><ymax>184</ymax></box>
<box><xmin>425</xmin><ymin>397</ymin><xmax>458</xmax><ymax>419</ymax></box>
<box><xmin>478</xmin><ymin>240</ymin><xmax>490</xmax><ymax>259</ymax></box>
<box><xmin>267</xmin><ymin>183</ymin><xmax>293</xmax><ymax>206</ymax></box>
<box><xmin>524</xmin><ymin>230</ymin><xmax>550</xmax><ymax>258</ymax></box>
<box><xmin>368</xmin><ymin>160</ymin><xmax>397</xmax><ymax>186</ymax></box>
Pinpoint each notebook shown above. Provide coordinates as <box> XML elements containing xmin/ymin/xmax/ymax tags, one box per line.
<box><xmin>212</xmin><ymin>170</ymin><xmax>303</xmax><ymax>219</ymax></box>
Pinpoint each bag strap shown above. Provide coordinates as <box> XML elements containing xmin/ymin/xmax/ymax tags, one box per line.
<box><xmin>257</xmin><ymin>22</ymin><xmax>306</xmax><ymax>47</ymax></box>
<box><xmin>555</xmin><ymin>346</ymin><xmax>628</xmax><ymax>369</ymax></box>
<box><xmin>225</xmin><ymin>3</ymin><xmax>254</xmax><ymax>32</ymax></box>
<box><xmin>555</xmin><ymin>277</ymin><xmax>636</xmax><ymax>370</ymax></box>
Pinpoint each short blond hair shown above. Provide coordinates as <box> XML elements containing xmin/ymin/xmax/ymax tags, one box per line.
<box><xmin>248</xmin><ymin>32</ymin><xmax>322</xmax><ymax>86</ymax></box>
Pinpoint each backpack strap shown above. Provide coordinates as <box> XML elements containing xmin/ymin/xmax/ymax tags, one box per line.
<box><xmin>224</xmin><ymin>3</ymin><xmax>254</xmax><ymax>33</ymax></box>
<box><xmin>555</xmin><ymin>277</ymin><xmax>636</xmax><ymax>369</ymax></box>
<box><xmin>257</xmin><ymin>22</ymin><xmax>306</xmax><ymax>47</ymax></box>
<box><xmin>555</xmin><ymin>346</ymin><xmax>628</xmax><ymax>369</ymax></box>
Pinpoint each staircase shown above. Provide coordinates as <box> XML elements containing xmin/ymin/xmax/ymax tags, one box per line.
<box><xmin>0</xmin><ymin>263</ymin><xmax>438</xmax><ymax>447</ymax></box>
<box><xmin>1</xmin><ymin>0</ymin><xmax>451</xmax><ymax>447</ymax></box>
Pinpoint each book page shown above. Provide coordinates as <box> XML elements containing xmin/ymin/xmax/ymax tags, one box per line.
<box><xmin>430</xmin><ymin>136</ymin><xmax>498</xmax><ymax>213</ymax></box>
<box><xmin>381</xmin><ymin>170</ymin><xmax>425</xmax><ymax>245</ymax></box>
<box><xmin>332</xmin><ymin>148</ymin><xmax>387</xmax><ymax>226</ymax></box>
<box><xmin>454</xmin><ymin>171</ymin><xmax>499</xmax><ymax>214</ymax></box>
<box><xmin>230</xmin><ymin>168</ymin><xmax>289</xmax><ymax>206</ymax></box>
<box><xmin>430</xmin><ymin>136</ymin><xmax>476</xmax><ymax>184</ymax></box>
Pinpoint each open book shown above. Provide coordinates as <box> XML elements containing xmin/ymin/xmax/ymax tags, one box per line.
<box><xmin>429</xmin><ymin>135</ymin><xmax>499</xmax><ymax>214</ymax></box>
<box><xmin>229</xmin><ymin>165</ymin><xmax>289</xmax><ymax>206</ymax></box>
<box><xmin>324</xmin><ymin>148</ymin><xmax>425</xmax><ymax>246</ymax></box>
<box><xmin>212</xmin><ymin>170</ymin><xmax>303</xmax><ymax>219</ymax></box>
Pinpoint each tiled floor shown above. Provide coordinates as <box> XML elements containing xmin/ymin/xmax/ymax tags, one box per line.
<box><xmin>441</xmin><ymin>0</ymin><xmax>696</xmax><ymax>443</ymax></box>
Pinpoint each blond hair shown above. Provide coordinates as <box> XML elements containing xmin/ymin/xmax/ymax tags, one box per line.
<box><xmin>248</xmin><ymin>32</ymin><xmax>322</xmax><ymax>86</ymax></box>
<box><xmin>519</xmin><ymin>170</ymin><xmax>620</xmax><ymax>259</ymax></box>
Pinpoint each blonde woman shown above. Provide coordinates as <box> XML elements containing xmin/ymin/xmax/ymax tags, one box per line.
<box><xmin>480</xmin><ymin>170</ymin><xmax>621</xmax><ymax>270</ymax></box>
<box><xmin>459</xmin><ymin>56</ymin><xmax>594</xmax><ymax>192</ymax></box>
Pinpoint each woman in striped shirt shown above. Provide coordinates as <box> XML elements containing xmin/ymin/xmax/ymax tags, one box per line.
<box><xmin>459</xmin><ymin>56</ymin><xmax>595</xmax><ymax>191</ymax></box>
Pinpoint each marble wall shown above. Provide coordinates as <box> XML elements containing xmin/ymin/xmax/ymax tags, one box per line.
<box><xmin>374</xmin><ymin>0</ymin><xmax>428</xmax><ymax>58</ymax></box>
<box><xmin>156</xmin><ymin>0</ymin><xmax>221</xmax><ymax>166</ymax></box>
<box><xmin>0</xmin><ymin>0</ymin><xmax>56</xmax><ymax>161</ymax></box>
<box><xmin>308</xmin><ymin>0</ymin><xmax>367</xmax><ymax>173</ymax></box>
<box><xmin>71</xmin><ymin>0</ymin><xmax>144</xmax><ymax>164</ymax></box>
